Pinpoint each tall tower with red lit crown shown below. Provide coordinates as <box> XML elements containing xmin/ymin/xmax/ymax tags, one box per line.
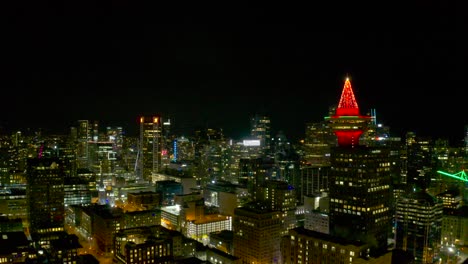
<box><xmin>325</xmin><ymin>76</ymin><xmax>392</xmax><ymax>257</ymax></box>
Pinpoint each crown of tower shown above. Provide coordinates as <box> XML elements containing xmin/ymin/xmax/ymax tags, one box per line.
<box><xmin>336</xmin><ymin>77</ymin><xmax>360</xmax><ymax>116</ymax></box>
<box><xmin>325</xmin><ymin>76</ymin><xmax>371</xmax><ymax>148</ymax></box>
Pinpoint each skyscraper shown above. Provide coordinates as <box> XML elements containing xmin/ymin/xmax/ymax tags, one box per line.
<box><xmin>76</xmin><ymin>120</ymin><xmax>90</xmax><ymax>169</ymax></box>
<box><xmin>233</xmin><ymin>202</ymin><xmax>282</xmax><ymax>263</ymax></box>
<box><xmin>256</xmin><ymin>180</ymin><xmax>297</xmax><ymax>235</ymax></box>
<box><xmin>395</xmin><ymin>188</ymin><xmax>443</xmax><ymax>263</ymax></box>
<box><xmin>325</xmin><ymin>77</ymin><xmax>392</xmax><ymax>255</ymax></box>
<box><xmin>26</xmin><ymin>157</ymin><xmax>65</xmax><ymax>246</ymax></box>
<box><xmin>302</xmin><ymin>119</ymin><xmax>336</xmax><ymax>166</ymax></box>
<box><xmin>250</xmin><ymin>113</ymin><xmax>271</xmax><ymax>154</ymax></box>
<box><xmin>138</xmin><ymin>116</ymin><xmax>163</xmax><ymax>181</ymax></box>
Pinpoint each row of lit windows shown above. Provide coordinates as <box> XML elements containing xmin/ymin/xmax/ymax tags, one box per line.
<box><xmin>334</xmin><ymin>208</ymin><xmax>362</xmax><ymax>215</ymax></box>
<box><xmin>332</xmin><ymin>198</ymin><xmax>370</xmax><ymax>205</ymax></box>
<box><xmin>396</xmin><ymin>208</ymin><xmax>442</xmax><ymax>216</ymax></box>
<box><xmin>376</xmin><ymin>167</ymin><xmax>390</xmax><ymax>172</ymax></box>
<box><xmin>374</xmin><ymin>216</ymin><xmax>388</xmax><ymax>223</ymax></box>
<box><xmin>396</xmin><ymin>204</ymin><xmax>443</xmax><ymax>212</ymax></box>
<box><xmin>340</xmin><ymin>204</ymin><xmax>364</xmax><ymax>211</ymax></box>
<box><xmin>395</xmin><ymin>214</ymin><xmax>441</xmax><ymax>223</ymax></box>
<box><xmin>372</xmin><ymin>207</ymin><xmax>389</xmax><ymax>215</ymax></box>
<box><xmin>333</xmin><ymin>181</ymin><xmax>387</xmax><ymax>189</ymax></box>
<box><xmin>31</xmin><ymin>166</ymin><xmax>60</xmax><ymax>171</ymax></box>
<box><xmin>187</xmin><ymin>221</ymin><xmax>231</xmax><ymax>240</ymax></box>
<box><xmin>237</xmin><ymin>219</ymin><xmax>254</xmax><ymax>227</ymax></box>
<box><xmin>292</xmin><ymin>238</ymin><xmax>357</xmax><ymax>256</ymax></box>
<box><xmin>367</xmin><ymin>185</ymin><xmax>390</xmax><ymax>192</ymax></box>
<box><xmin>36</xmin><ymin>227</ymin><xmax>64</xmax><ymax>233</ymax></box>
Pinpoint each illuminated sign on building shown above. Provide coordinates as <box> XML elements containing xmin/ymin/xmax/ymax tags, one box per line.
<box><xmin>243</xmin><ymin>140</ymin><xmax>261</xmax><ymax>146</ymax></box>
<box><xmin>173</xmin><ymin>139</ymin><xmax>178</xmax><ymax>162</ymax></box>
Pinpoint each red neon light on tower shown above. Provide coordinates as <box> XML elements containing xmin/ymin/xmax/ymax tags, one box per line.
<box><xmin>325</xmin><ymin>77</ymin><xmax>371</xmax><ymax>147</ymax></box>
<box><xmin>336</xmin><ymin>78</ymin><xmax>360</xmax><ymax>116</ymax></box>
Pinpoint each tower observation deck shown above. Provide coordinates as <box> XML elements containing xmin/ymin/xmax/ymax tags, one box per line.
<box><xmin>324</xmin><ymin>77</ymin><xmax>372</xmax><ymax>147</ymax></box>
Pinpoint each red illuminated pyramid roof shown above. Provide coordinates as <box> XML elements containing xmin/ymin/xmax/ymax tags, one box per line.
<box><xmin>325</xmin><ymin>76</ymin><xmax>372</xmax><ymax>147</ymax></box>
<box><xmin>336</xmin><ymin>78</ymin><xmax>360</xmax><ymax>116</ymax></box>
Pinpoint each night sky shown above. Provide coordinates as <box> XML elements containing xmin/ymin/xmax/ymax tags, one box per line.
<box><xmin>2</xmin><ymin>3</ymin><xmax>467</xmax><ymax>145</ymax></box>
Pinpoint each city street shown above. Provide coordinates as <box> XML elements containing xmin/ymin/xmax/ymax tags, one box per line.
<box><xmin>457</xmin><ymin>246</ymin><xmax>468</xmax><ymax>264</ymax></box>
<box><xmin>439</xmin><ymin>245</ymin><xmax>468</xmax><ymax>264</ymax></box>
<box><xmin>65</xmin><ymin>224</ymin><xmax>114</xmax><ymax>263</ymax></box>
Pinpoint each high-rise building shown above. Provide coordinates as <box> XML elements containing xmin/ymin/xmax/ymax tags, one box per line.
<box><xmin>465</xmin><ymin>124</ymin><xmax>468</xmax><ymax>156</ymax></box>
<box><xmin>300</xmin><ymin>165</ymin><xmax>330</xmax><ymax>203</ymax></box>
<box><xmin>64</xmin><ymin>176</ymin><xmax>92</xmax><ymax>207</ymax></box>
<box><xmin>87</xmin><ymin>141</ymin><xmax>116</xmax><ymax>174</ymax></box>
<box><xmin>138</xmin><ymin>116</ymin><xmax>163</xmax><ymax>181</ymax></box>
<box><xmin>302</xmin><ymin>118</ymin><xmax>336</xmax><ymax>166</ymax></box>
<box><xmin>172</xmin><ymin>136</ymin><xmax>194</xmax><ymax>163</ymax></box>
<box><xmin>404</xmin><ymin>132</ymin><xmax>433</xmax><ymax>189</ymax></box>
<box><xmin>204</xmin><ymin>180</ymin><xmax>238</xmax><ymax>216</ymax></box>
<box><xmin>0</xmin><ymin>231</ymin><xmax>37</xmax><ymax>263</ymax></box>
<box><xmin>250</xmin><ymin>113</ymin><xmax>271</xmax><ymax>154</ymax></box>
<box><xmin>0</xmin><ymin>186</ymin><xmax>28</xmax><ymax>228</ymax></box>
<box><xmin>192</xmin><ymin>127</ymin><xmax>227</xmax><ymax>185</ymax></box>
<box><xmin>238</xmin><ymin>157</ymin><xmax>276</xmax><ymax>200</ymax></box>
<box><xmin>106</xmin><ymin>126</ymin><xmax>124</xmax><ymax>152</ymax></box>
<box><xmin>114</xmin><ymin>225</ymin><xmax>174</xmax><ymax>263</ymax></box>
<box><xmin>233</xmin><ymin>202</ymin><xmax>282</xmax><ymax>263</ymax></box>
<box><xmin>441</xmin><ymin>205</ymin><xmax>468</xmax><ymax>247</ymax></box>
<box><xmin>395</xmin><ymin>188</ymin><xmax>443</xmax><ymax>263</ymax></box>
<box><xmin>162</xmin><ymin>117</ymin><xmax>172</xmax><ymax>167</ymax></box>
<box><xmin>256</xmin><ymin>180</ymin><xmax>297</xmax><ymax>235</ymax></box>
<box><xmin>328</xmin><ymin>146</ymin><xmax>393</xmax><ymax>253</ymax></box>
<box><xmin>91</xmin><ymin>205</ymin><xmax>124</xmax><ymax>255</ymax></box>
<box><xmin>281</xmin><ymin>227</ymin><xmax>373</xmax><ymax>264</ymax></box>
<box><xmin>76</xmin><ymin>120</ymin><xmax>90</xmax><ymax>169</ymax></box>
<box><xmin>26</xmin><ymin>157</ymin><xmax>65</xmax><ymax>246</ymax></box>
<box><xmin>92</xmin><ymin>120</ymin><xmax>99</xmax><ymax>142</ymax></box>
<box><xmin>156</xmin><ymin>180</ymin><xmax>183</xmax><ymax>206</ymax></box>
<box><xmin>325</xmin><ymin>77</ymin><xmax>392</xmax><ymax>255</ymax></box>
<box><xmin>49</xmin><ymin>234</ymin><xmax>82</xmax><ymax>263</ymax></box>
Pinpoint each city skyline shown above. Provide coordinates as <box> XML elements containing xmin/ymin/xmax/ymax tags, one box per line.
<box><xmin>2</xmin><ymin>4</ymin><xmax>466</xmax><ymax>144</ymax></box>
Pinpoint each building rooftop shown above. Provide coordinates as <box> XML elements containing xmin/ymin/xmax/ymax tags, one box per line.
<box><xmin>0</xmin><ymin>231</ymin><xmax>30</xmax><ymax>254</ymax></box>
<box><xmin>83</xmin><ymin>204</ymin><xmax>124</xmax><ymax>218</ymax></box>
<box><xmin>444</xmin><ymin>205</ymin><xmax>468</xmax><ymax>217</ymax></box>
<box><xmin>235</xmin><ymin>201</ymin><xmax>281</xmax><ymax>215</ymax></box>
<box><xmin>116</xmin><ymin>225</ymin><xmax>182</xmax><ymax>239</ymax></box>
<box><xmin>405</xmin><ymin>189</ymin><xmax>440</xmax><ymax>206</ymax></box>
<box><xmin>50</xmin><ymin>234</ymin><xmax>82</xmax><ymax>250</ymax></box>
<box><xmin>190</xmin><ymin>214</ymin><xmax>230</xmax><ymax>225</ymax></box>
<box><xmin>290</xmin><ymin>226</ymin><xmax>367</xmax><ymax>247</ymax></box>
<box><xmin>174</xmin><ymin>256</ymin><xmax>208</xmax><ymax>263</ymax></box>
<box><xmin>208</xmin><ymin>247</ymin><xmax>240</xmax><ymax>260</ymax></box>
<box><xmin>161</xmin><ymin>205</ymin><xmax>181</xmax><ymax>215</ymax></box>
<box><xmin>209</xmin><ymin>230</ymin><xmax>234</xmax><ymax>240</ymax></box>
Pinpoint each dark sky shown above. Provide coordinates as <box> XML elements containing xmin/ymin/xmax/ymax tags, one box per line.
<box><xmin>2</xmin><ymin>3</ymin><xmax>467</xmax><ymax>145</ymax></box>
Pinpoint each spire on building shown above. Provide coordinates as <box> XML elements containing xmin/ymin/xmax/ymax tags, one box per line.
<box><xmin>325</xmin><ymin>76</ymin><xmax>371</xmax><ymax>147</ymax></box>
<box><xmin>336</xmin><ymin>77</ymin><xmax>360</xmax><ymax>116</ymax></box>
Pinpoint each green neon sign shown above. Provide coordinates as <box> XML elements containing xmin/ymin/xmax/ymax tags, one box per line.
<box><xmin>436</xmin><ymin>170</ymin><xmax>468</xmax><ymax>182</ymax></box>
